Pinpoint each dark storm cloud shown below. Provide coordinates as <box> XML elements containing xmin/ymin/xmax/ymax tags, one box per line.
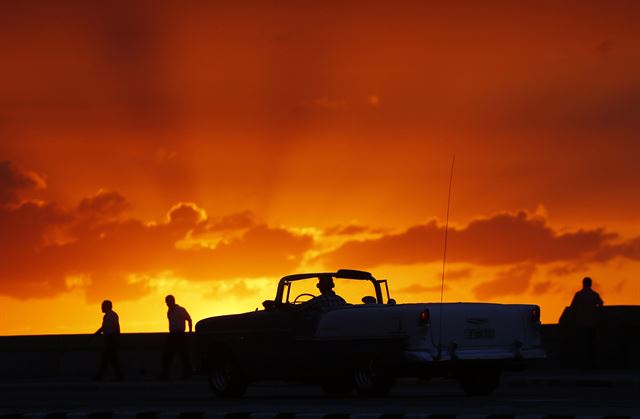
<box><xmin>319</xmin><ymin>210</ymin><xmax>617</xmax><ymax>268</ymax></box>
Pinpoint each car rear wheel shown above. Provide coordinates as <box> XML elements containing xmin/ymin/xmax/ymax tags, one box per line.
<box><xmin>457</xmin><ymin>367</ymin><xmax>501</xmax><ymax>396</ymax></box>
<box><xmin>352</xmin><ymin>356</ymin><xmax>394</xmax><ymax>397</ymax></box>
<box><xmin>207</xmin><ymin>354</ymin><xmax>248</xmax><ymax>398</ymax></box>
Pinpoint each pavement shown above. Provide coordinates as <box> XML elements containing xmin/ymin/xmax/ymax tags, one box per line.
<box><xmin>2</xmin><ymin>368</ymin><xmax>638</xmax><ymax>387</ymax></box>
<box><xmin>1</xmin><ymin>413</ymin><xmax>640</xmax><ymax>419</ymax></box>
<box><xmin>1</xmin><ymin>370</ymin><xmax>639</xmax><ymax>417</ymax></box>
<box><xmin>502</xmin><ymin>369</ymin><xmax>640</xmax><ymax>388</ymax></box>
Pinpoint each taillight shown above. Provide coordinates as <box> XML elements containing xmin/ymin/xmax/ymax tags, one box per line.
<box><xmin>419</xmin><ymin>309</ymin><xmax>430</xmax><ymax>325</ymax></box>
<box><xmin>531</xmin><ymin>306</ymin><xmax>541</xmax><ymax>323</ymax></box>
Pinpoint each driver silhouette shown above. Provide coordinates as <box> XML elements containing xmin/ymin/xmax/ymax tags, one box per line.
<box><xmin>296</xmin><ymin>274</ymin><xmax>347</xmax><ymax>311</ymax></box>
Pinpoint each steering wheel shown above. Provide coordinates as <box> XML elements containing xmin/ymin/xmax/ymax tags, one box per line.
<box><xmin>292</xmin><ymin>293</ymin><xmax>316</xmax><ymax>304</ymax></box>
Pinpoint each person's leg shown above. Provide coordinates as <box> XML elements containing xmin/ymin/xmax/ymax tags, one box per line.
<box><xmin>586</xmin><ymin>327</ymin><xmax>598</xmax><ymax>369</ymax></box>
<box><xmin>96</xmin><ymin>342</ymin><xmax>108</xmax><ymax>380</ymax></box>
<box><xmin>160</xmin><ymin>335</ymin><xmax>175</xmax><ymax>378</ymax></box>
<box><xmin>177</xmin><ymin>334</ymin><xmax>192</xmax><ymax>378</ymax></box>
<box><xmin>109</xmin><ymin>336</ymin><xmax>124</xmax><ymax>380</ymax></box>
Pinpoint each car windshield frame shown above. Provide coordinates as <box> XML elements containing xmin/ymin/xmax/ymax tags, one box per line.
<box><xmin>274</xmin><ymin>269</ymin><xmax>386</xmax><ymax>304</ymax></box>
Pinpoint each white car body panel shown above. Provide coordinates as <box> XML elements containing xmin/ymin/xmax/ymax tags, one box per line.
<box><xmin>315</xmin><ymin>302</ymin><xmax>545</xmax><ymax>364</ymax></box>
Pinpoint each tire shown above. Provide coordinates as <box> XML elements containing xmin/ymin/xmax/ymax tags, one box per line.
<box><xmin>352</xmin><ymin>356</ymin><xmax>394</xmax><ymax>397</ymax></box>
<box><xmin>207</xmin><ymin>353</ymin><xmax>248</xmax><ymax>398</ymax></box>
<box><xmin>457</xmin><ymin>367</ymin><xmax>501</xmax><ymax>396</ymax></box>
<box><xmin>321</xmin><ymin>376</ymin><xmax>354</xmax><ymax>397</ymax></box>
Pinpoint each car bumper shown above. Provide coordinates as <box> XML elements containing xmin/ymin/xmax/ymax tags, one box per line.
<box><xmin>404</xmin><ymin>347</ymin><xmax>546</xmax><ymax>362</ymax></box>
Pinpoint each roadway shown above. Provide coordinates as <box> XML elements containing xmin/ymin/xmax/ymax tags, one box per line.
<box><xmin>1</xmin><ymin>372</ymin><xmax>639</xmax><ymax>416</ymax></box>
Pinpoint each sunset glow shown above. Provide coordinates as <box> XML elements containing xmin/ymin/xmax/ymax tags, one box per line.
<box><xmin>1</xmin><ymin>1</ymin><xmax>639</xmax><ymax>335</ymax></box>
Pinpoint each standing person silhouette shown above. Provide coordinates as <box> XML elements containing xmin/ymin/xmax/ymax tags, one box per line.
<box><xmin>159</xmin><ymin>295</ymin><xmax>193</xmax><ymax>379</ymax></box>
<box><xmin>570</xmin><ymin>277</ymin><xmax>604</xmax><ymax>368</ymax></box>
<box><xmin>94</xmin><ymin>299</ymin><xmax>123</xmax><ymax>381</ymax></box>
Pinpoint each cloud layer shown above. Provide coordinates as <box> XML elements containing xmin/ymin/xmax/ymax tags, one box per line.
<box><xmin>0</xmin><ymin>161</ymin><xmax>46</xmax><ymax>204</ymax></box>
<box><xmin>2</xmin><ymin>161</ymin><xmax>639</xmax><ymax>303</ymax></box>
<box><xmin>0</xmin><ymin>164</ymin><xmax>313</xmax><ymax>301</ymax></box>
<box><xmin>318</xmin><ymin>211</ymin><xmax>640</xmax><ymax>299</ymax></box>
<box><xmin>319</xmin><ymin>211</ymin><xmax>618</xmax><ymax>268</ymax></box>
<box><xmin>473</xmin><ymin>264</ymin><xmax>537</xmax><ymax>300</ymax></box>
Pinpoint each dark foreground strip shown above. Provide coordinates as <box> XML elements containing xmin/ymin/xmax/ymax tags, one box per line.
<box><xmin>2</xmin><ymin>413</ymin><xmax>639</xmax><ymax>419</ymax></box>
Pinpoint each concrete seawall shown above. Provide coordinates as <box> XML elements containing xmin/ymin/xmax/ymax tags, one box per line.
<box><xmin>1</xmin><ymin>321</ymin><xmax>638</xmax><ymax>380</ymax></box>
<box><xmin>0</xmin><ymin>333</ymin><xmax>180</xmax><ymax>379</ymax></box>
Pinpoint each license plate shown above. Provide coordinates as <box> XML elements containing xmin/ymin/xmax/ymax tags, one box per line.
<box><xmin>464</xmin><ymin>328</ymin><xmax>496</xmax><ymax>339</ymax></box>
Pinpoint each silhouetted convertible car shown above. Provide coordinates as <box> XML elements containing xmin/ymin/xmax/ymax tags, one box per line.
<box><xmin>195</xmin><ymin>269</ymin><xmax>545</xmax><ymax>398</ymax></box>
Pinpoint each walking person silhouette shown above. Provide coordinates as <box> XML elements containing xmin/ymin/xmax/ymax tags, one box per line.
<box><xmin>93</xmin><ymin>299</ymin><xmax>124</xmax><ymax>381</ymax></box>
<box><xmin>159</xmin><ymin>294</ymin><xmax>193</xmax><ymax>379</ymax></box>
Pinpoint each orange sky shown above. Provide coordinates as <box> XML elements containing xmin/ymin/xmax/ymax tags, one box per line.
<box><xmin>1</xmin><ymin>1</ymin><xmax>639</xmax><ymax>335</ymax></box>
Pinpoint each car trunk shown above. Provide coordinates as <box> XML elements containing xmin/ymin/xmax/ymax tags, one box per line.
<box><xmin>426</xmin><ymin>303</ymin><xmax>538</xmax><ymax>359</ymax></box>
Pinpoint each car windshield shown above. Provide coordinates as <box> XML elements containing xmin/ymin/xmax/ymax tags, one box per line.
<box><xmin>286</xmin><ymin>277</ymin><xmax>378</xmax><ymax>305</ymax></box>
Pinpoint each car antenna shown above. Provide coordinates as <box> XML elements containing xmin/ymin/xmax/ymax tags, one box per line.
<box><xmin>437</xmin><ymin>153</ymin><xmax>455</xmax><ymax>360</ymax></box>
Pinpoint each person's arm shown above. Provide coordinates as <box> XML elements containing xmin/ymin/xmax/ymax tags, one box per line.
<box><xmin>186</xmin><ymin>310</ymin><xmax>193</xmax><ymax>332</ymax></box>
<box><xmin>94</xmin><ymin>315</ymin><xmax>105</xmax><ymax>335</ymax></box>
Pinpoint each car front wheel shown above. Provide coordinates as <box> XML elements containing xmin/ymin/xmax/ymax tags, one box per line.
<box><xmin>352</xmin><ymin>356</ymin><xmax>394</xmax><ymax>397</ymax></box>
<box><xmin>207</xmin><ymin>353</ymin><xmax>248</xmax><ymax>398</ymax></box>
